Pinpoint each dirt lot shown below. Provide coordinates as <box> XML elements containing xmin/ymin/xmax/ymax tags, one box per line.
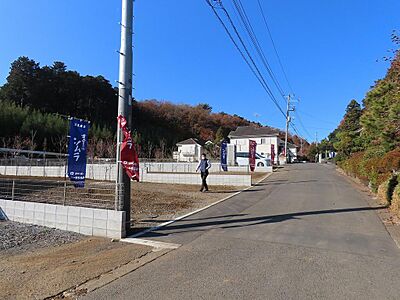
<box><xmin>0</xmin><ymin>172</ymin><xmax>269</xmax><ymax>299</ymax></box>
<box><xmin>1</xmin><ymin>173</ymin><xmax>268</xmax><ymax>231</ymax></box>
<box><xmin>0</xmin><ymin>223</ymin><xmax>152</xmax><ymax>300</ymax></box>
<box><xmin>129</xmin><ymin>172</ymin><xmax>270</xmax><ymax>230</ymax></box>
<box><xmin>130</xmin><ymin>182</ymin><xmax>245</xmax><ymax>229</ymax></box>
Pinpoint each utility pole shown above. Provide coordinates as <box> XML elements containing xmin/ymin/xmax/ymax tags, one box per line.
<box><xmin>284</xmin><ymin>94</ymin><xmax>293</xmax><ymax>164</ymax></box>
<box><xmin>116</xmin><ymin>0</ymin><xmax>133</xmax><ymax>233</ymax></box>
<box><xmin>315</xmin><ymin>131</ymin><xmax>319</xmax><ymax>163</ymax></box>
<box><xmin>300</xmin><ymin>138</ymin><xmax>303</xmax><ymax>156</ymax></box>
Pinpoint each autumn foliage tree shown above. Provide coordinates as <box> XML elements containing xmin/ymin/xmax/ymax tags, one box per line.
<box><xmin>0</xmin><ymin>56</ymin><xmax>308</xmax><ymax>158</ymax></box>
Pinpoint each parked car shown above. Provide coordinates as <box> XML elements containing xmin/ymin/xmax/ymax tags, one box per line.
<box><xmin>236</xmin><ymin>152</ymin><xmax>271</xmax><ymax>167</ymax></box>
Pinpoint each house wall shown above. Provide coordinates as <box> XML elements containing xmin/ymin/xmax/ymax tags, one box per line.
<box><xmin>177</xmin><ymin>144</ymin><xmax>202</xmax><ymax>162</ymax></box>
<box><xmin>288</xmin><ymin>146</ymin><xmax>298</xmax><ymax>161</ymax></box>
<box><xmin>230</xmin><ymin>136</ymin><xmax>280</xmax><ymax>165</ymax></box>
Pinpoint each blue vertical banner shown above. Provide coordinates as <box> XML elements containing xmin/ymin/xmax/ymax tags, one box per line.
<box><xmin>67</xmin><ymin>118</ymin><xmax>90</xmax><ymax>188</ymax></box>
<box><xmin>221</xmin><ymin>141</ymin><xmax>228</xmax><ymax>172</ymax></box>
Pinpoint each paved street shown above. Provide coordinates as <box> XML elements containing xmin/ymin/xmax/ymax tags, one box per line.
<box><xmin>84</xmin><ymin>164</ymin><xmax>400</xmax><ymax>300</ymax></box>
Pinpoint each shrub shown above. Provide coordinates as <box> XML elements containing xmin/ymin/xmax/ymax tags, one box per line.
<box><xmin>379</xmin><ymin>148</ymin><xmax>400</xmax><ymax>173</ymax></box>
<box><xmin>391</xmin><ymin>179</ymin><xmax>400</xmax><ymax>217</ymax></box>
<box><xmin>377</xmin><ymin>180</ymin><xmax>390</xmax><ymax>206</ymax></box>
<box><xmin>338</xmin><ymin>149</ymin><xmax>396</xmax><ymax>192</ymax></box>
<box><xmin>377</xmin><ymin>174</ymin><xmax>398</xmax><ymax>206</ymax></box>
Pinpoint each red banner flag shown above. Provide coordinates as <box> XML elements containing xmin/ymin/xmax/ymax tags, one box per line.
<box><xmin>249</xmin><ymin>140</ymin><xmax>257</xmax><ymax>172</ymax></box>
<box><xmin>118</xmin><ymin>115</ymin><xmax>140</xmax><ymax>181</ymax></box>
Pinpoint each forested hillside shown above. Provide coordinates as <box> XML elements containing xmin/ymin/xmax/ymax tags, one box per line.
<box><xmin>327</xmin><ymin>34</ymin><xmax>400</xmax><ymax>191</ymax></box>
<box><xmin>0</xmin><ymin>56</ymin><xmax>307</xmax><ymax>158</ymax></box>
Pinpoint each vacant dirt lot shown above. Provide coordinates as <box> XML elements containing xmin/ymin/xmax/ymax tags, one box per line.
<box><xmin>0</xmin><ymin>229</ymin><xmax>151</xmax><ymax>300</ymax></box>
<box><xmin>0</xmin><ymin>172</ymin><xmax>269</xmax><ymax>299</ymax></box>
<box><xmin>130</xmin><ymin>172</ymin><xmax>268</xmax><ymax>230</ymax></box>
<box><xmin>131</xmin><ymin>182</ymin><xmax>244</xmax><ymax>229</ymax></box>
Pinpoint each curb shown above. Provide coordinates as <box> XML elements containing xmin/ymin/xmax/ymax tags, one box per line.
<box><xmin>53</xmin><ymin>249</ymin><xmax>172</xmax><ymax>299</ymax></box>
<box><xmin>125</xmin><ymin>172</ymin><xmax>273</xmax><ymax>240</ymax></box>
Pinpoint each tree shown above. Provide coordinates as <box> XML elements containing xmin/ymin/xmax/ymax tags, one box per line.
<box><xmin>214</xmin><ymin>127</ymin><xmax>226</xmax><ymax>144</ymax></box>
<box><xmin>333</xmin><ymin>99</ymin><xmax>363</xmax><ymax>157</ymax></box>
<box><xmin>0</xmin><ymin>56</ymin><xmax>40</xmax><ymax>106</ymax></box>
<box><xmin>360</xmin><ymin>52</ymin><xmax>400</xmax><ymax>151</ymax></box>
<box><xmin>306</xmin><ymin>143</ymin><xmax>319</xmax><ymax>162</ymax></box>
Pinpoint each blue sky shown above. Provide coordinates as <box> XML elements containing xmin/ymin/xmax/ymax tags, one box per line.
<box><xmin>0</xmin><ymin>0</ymin><xmax>398</xmax><ymax>141</ymax></box>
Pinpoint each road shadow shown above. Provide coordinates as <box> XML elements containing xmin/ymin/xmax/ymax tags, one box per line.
<box><xmin>257</xmin><ymin>180</ymin><xmax>318</xmax><ymax>186</ymax></box>
<box><xmin>137</xmin><ymin>206</ymin><xmax>385</xmax><ymax>238</ymax></box>
<box><xmin>205</xmin><ymin>188</ymin><xmax>264</xmax><ymax>194</ymax></box>
<box><xmin>137</xmin><ymin>213</ymin><xmax>248</xmax><ymax>224</ymax></box>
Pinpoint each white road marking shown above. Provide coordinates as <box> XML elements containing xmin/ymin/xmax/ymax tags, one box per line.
<box><xmin>121</xmin><ymin>238</ymin><xmax>181</xmax><ymax>250</ymax></box>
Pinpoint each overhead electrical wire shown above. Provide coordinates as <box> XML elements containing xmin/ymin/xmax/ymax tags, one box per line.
<box><xmin>294</xmin><ymin>110</ymin><xmax>313</xmax><ymax>140</ymax></box>
<box><xmin>205</xmin><ymin>0</ymin><xmax>286</xmax><ymax>118</ymax></box>
<box><xmin>296</xmin><ymin>109</ymin><xmax>338</xmax><ymax>125</ymax></box>
<box><xmin>205</xmin><ymin>0</ymin><xmax>312</xmax><ymax>143</ymax></box>
<box><xmin>231</xmin><ymin>0</ymin><xmax>286</xmax><ymax>100</ymax></box>
<box><xmin>256</xmin><ymin>0</ymin><xmax>294</xmax><ymax>95</ymax></box>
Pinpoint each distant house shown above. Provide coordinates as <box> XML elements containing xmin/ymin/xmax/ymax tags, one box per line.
<box><xmin>277</xmin><ymin>140</ymin><xmax>298</xmax><ymax>163</ymax></box>
<box><xmin>228</xmin><ymin>126</ymin><xmax>282</xmax><ymax>165</ymax></box>
<box><xmin>287</xmin><ymin>142</ymin><xmax>298</xmax><ymax>162</ymax></box>
<box><xmin>228</xmin><ymin>126</ymin><xmax>298</xmax><ymax>164</ymax></box>
<box><xmin>174</xmin><ymin>138</ymin><xmax>202</xmax><ymax>162</ymax></box>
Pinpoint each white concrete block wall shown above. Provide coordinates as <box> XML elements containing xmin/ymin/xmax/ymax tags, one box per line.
<box><xmin>0</xmin><ymin>199</ymin><xmax>126</xmax><ymax>239</ymax></box>
<box><xmin>0</xmin><ymin>163</ymin><xmax>261</xmax><ymax>186</ymax></box>
<box><xmin>144</xmin><ymin>162</ymin><xmax>272</xmax><ymax>174</ymax></box>
<box><xmin>141</xmin><ymin>172</ymin><xmax>251</xmax><ymax>186</ymax></box>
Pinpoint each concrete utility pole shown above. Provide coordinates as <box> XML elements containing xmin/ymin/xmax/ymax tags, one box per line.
<box><xmin>116</xmin><ymin>0</ymin><xmax>134</xmax><ymax>232</ymax></box>
<box><xmin>284</xmin><ymin>94</ymin><xmax>292</xmax><ymax>164</ymax></box>
<box><xmin>300</xmin><ymin>138</ymin><xmax>303</xmax><ymax>156</ymax></box>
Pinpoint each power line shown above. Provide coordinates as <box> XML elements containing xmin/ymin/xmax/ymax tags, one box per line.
<box><xmin>205</xmin><ymin>0</ymin><xmax>286</xmax><ymax>118</ymax></box>
<box><xmin>255</xmin><ymin>0</ymin><xmax>316</xmax><ymax>143</ymax></box>
<box><xmin>204</xmin><ymin>0</ymin><xmax>279</xmax><ymax>113</ymax></box>
<box><xmin>220</xmin><ymin>2</ymin><xmax>286</xmax><ymax>117</ymax></box>
<box><xmin>256</xmin><ymin>0</ymin><xmax>294</xmax><ymax>95</ymax></box>
<box><xmin>294</xmin><ymin>110</ymin><xmax>313</xmax><ymax>140</ymax></box>
<box><xmin>234</xmin><ymin>0</ymin><xmax>313</xmax><ymax>144</ymax></box>
<box><xmin>296</xmin><ymin>108</ymin><xmax>338</xmax><ymax>125</ymax></box>
<box><xmin>206</xmin><ymin>0</ymin><xmax>314</xmax><ymax>144</ymax></box>
<box><xmin>231</xmin><ymin>0</ymin><xmax>286</xmax><ymax>99</ymax></box>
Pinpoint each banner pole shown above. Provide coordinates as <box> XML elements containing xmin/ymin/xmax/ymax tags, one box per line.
<box><xmin>116</xmin><ymin>0</ymin><xmax>133</xmax><ymax>233</ymax></box>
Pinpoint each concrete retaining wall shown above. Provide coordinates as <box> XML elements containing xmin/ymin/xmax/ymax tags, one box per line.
<box><xmin>0</xmin><ymin>164</ymin><xmax>254</xmax><ymax>186</ymax></box>
<box><xmin>0</xmin><ymin>199</ymin><xmax>126</xmax><ymax>239</ymax></box>
<box><xmin>143</xmin><ymin>172</ymin><xmax>251</xmax><ymax>186</ymax></box>
<box><xmin>144</xmin><ymin>162</ymin><xmax>272</xmax><ymax>173</ymax></box>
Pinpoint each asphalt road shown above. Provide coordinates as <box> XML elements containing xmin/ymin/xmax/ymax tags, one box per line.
<box><xmin>84</xmin><ymin>164</ymin><xmax>400</xmax><ymax>300</ymax></box>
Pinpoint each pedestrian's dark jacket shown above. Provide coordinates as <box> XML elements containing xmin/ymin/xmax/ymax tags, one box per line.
<box><xmin>196</xmin><ymin>159</ymin><xmax>211</xmax><ymax>173</ymax></box>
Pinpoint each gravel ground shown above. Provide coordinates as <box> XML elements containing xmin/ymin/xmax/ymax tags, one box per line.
<box><xmin>0</xmin><ymin>220</ymin><xmax>83</xmax><ymax>255</ymax></box>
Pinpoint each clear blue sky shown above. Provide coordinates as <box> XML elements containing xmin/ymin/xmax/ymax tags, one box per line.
<box><xmin>0</xmin><ymin>0</ymin><xmax>398</xmax><ymax>141</ymax></box>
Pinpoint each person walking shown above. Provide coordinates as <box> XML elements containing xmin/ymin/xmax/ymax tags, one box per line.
<box><xmin>196</xmin><ymin>153</ymin><xmax>211</xmax><ymax>192</ymax></box>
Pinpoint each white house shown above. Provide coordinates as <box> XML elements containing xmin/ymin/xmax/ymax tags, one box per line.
<box><xmin>277</xmin><ymin>141</ymin><xmax>298</xmax><ymax>164</ymax></box>
<box><xmin>287</xmin><ymin>142</ymin><xmax>298</xmax><ymax>162</ymax></box>
<box><xmin>228</xmin><ymin>126</ymin><xmax>282</xmax><ymax>165</ymax></box>
<box><xmin>174</xmin><ymin>138</ymin><xmax>202</xmax><ymax>162</ymax></box>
